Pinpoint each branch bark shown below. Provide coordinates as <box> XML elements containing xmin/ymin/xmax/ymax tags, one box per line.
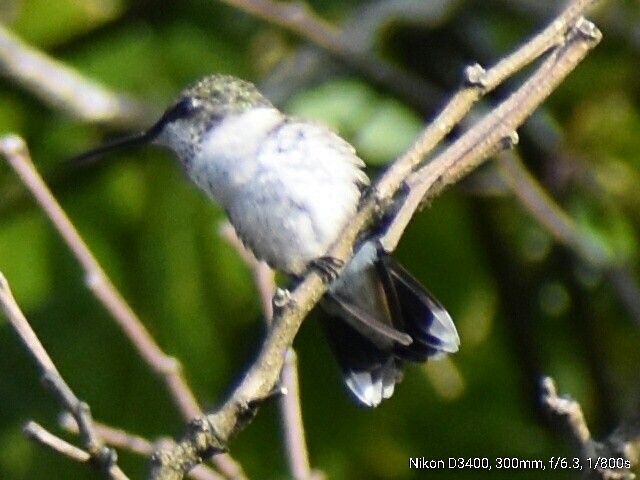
<box><xmin>0</xmin><ymin>133</ymin><xmax>246</xmax><ymax>479</ymax></box>
<box><xmin>0</xmin><ymin>273</ymin><xmax>129</xmax><ymax>479</ymax></box>
<box><xmin>60</xmin><ymin>415</ymin><xmax>223</xmax><ymax>480</ymax></box>
<box><xmin>541</xmin><ymin>377</ymin><xmax>637</xmax><ymax>480</ymax></box>
<box><xmin>219</xmin><ymin>223</ymin><xmax>315</xmax><ymax>479</ymax></box>
<box><xmin>0</xmin><ymin>24</ymin><xmax>152</xmax><ymax>128</ymax></box>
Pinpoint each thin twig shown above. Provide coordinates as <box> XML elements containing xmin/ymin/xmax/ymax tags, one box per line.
<box><xmin>279</xmin><ymin>349</ymin><xmax>312</xmax><ymax>480</ymax></box>
<box><xmin>0</xmin><ymin>24</ymin><xmax>152</xmax><ymax>128</ymax></box>
<box><xmin>0</xmin><ymin>135</ymin><xmax>246</xmax><ymax>479</ymax></box>
<box><xmin>540</xmin><ymin>377</ymin><xmax>636</xmax><ymax>480</ymax></box>
<box><xmin>219</xmin><ymin>223</ymin><xmax>313</xmax><ymax>480</ymax></box>
<box><xmin>374</xmin><ymin>0</ymin><xmax>599</xmax><ymax>204</ymax></box>
<box><xmin>0</xmin><ymin>272</ymin><xmax>128</xmax><ymax>479</ymax></box>
<box><xmin>61</xmin><ymin>414</ymin><xmax>154</xmax><ymax>456</ymax></box>
<box><xmin>24</xmin><ymin>421</ymin><xmax>91</xmax><ymax>463</ymax></box>
<box><xmin>218</xmin><ymin>0</ymin><xmax>441</xmax><ymax>112</ymax></box>
<box><xmin>0</xmin><ymin>135</ymin><xmax>200</xmax><ymax>418</ymax></box>
<box><xmin>381</xmin><ymin>18</ymin><xmax>601</xmax><ymax>253</ymax></box>
<box><xmin>60</xmin><ymin>415</ymin><xmax>224</xmax><ymax>480</ymax></box>
<box><xmin>497</xmin><ymin>152</ymin><xmax>640</xmax><ymax>329</ymax></box>
<box><xmin>23</xmin><ymin>422</ymin><xmax>130</xmax><ymax>480</ymax></box>
<box><xmin>148</xmin><ymin>3</ymin><xmax>602</xmax><ymax>478</ymax></box>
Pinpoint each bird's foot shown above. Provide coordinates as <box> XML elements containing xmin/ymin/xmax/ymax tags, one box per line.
<box><xmin>272</xmin><ymin>287</ymin><xmax>294</xmax><ymax>314</ymax></box>
<box><xmin>310</xmin><ymin>256</ymin><xmax>344</xmax><ymax>282</ymax></box>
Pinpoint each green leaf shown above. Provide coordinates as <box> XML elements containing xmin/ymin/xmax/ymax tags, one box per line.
<box><xmin>12</xmin><ymin>0</ymin><xmax>124</xmax><ymax>46</ymax></box>
<box><xmin>286</xmin><ymin>78</ymin><xmax>377</xmax><ymax>136</ymax></box>
<box><xmin>354</xmin><ymin>99</ymin><xmax>422</xmax><ymax>165</ymax></box>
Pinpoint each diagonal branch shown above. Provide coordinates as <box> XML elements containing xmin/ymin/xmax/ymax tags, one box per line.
<box><xmin>541</xmin><ymin>377</ymin><xmax>637</xmax><ymax>480</ymax></box>
<box><xmin>60</xmin><ymin>415</ymin><xmax>224</xmax><ymax>480</ymax></box>
<box><xmin>0</xmin><ymin>135</ymin><xmax>201</xmax><ymax>420</ymax></box>
<box><xmin>497</xmin><ymin>151</ymin><xmax>640</xmax><ymax>329</ymax></box>
<box><xmin>24</xmin><ymin>421</ymin><xmax>92</xmax><ymax>464</ymax></box>
<box><xmin>0</xmin><ymin>272</ymin><xmax>129</xmax><ymax>479</ymax></box>
<box><xmin>0</xmin><ymin>24</ymin><xmax>152</xmax><ymax>128</ymax></box>
<box><xmin>0</xmin><ymin>136</ymin><xmax>246</xmax><ymax>479</ymax></box>
<box><xmin>381</xmin><ymin>18</ymin><xmax>601</xmax><ymax>253</ymax></box>
<box><xmin>220</xmin><ymin>223</ymin><xmax>315</xmax><ymax>480</ymax></box>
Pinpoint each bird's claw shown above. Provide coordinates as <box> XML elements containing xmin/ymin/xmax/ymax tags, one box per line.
<box><xmin>310</xmin><ymin>256</ymin><xmax>344</xmax><ymax>282</ymax></box>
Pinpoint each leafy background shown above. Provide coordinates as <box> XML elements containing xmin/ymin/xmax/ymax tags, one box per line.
<box><xmin>1</xmin><ymin>0</ymin><xmax>639</xmax><ymax>479</ymax></box>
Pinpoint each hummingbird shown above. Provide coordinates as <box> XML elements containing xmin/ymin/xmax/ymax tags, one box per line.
<box><xmin>71</xmin><ymin>74</ymin><xmax>460</xmax><ymax>407</ymax></box>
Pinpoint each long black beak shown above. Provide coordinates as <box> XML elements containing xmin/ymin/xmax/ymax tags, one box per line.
<box><xmin>67</xmin><ymin>96</ymin><xmax>194</xmax><ymax>166</ymax></box>
<box><xmin>67</xmin><ymin>119</ymin><xmax>166</xmax><ymax>167</ymax></box>
<box><xmin>68</xmin><ymin>131</ymin><xmax>148</xmax><ymax>164</ymax></box>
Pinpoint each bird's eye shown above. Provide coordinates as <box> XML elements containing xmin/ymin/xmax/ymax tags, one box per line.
<box><xmin>147</xmin><ymin>97</ymin><xmax>200</xmax><ymax>138</ymax></box>
<box><xmin>165</xmin><ymin>97</ymin><xmax>198</xmax><ymax>123</ymax></box>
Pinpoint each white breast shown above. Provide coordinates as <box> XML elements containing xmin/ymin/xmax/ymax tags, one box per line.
<box><xmin>191</xmin><ymin>108</ymin><xmax>285</xmax><ymax>205</ymax></box>
<box><xmin>169</xmin><ymin>107</ymin><xmax>369</xmax><ymax>275</ymax></box>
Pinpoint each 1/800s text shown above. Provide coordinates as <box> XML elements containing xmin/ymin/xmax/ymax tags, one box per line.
<box><xmin>409</xmin><ymin>457</ymin><xmax>631</xmax><ymax>471</ymax></box>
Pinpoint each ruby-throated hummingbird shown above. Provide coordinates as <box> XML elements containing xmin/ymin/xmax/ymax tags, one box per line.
<box><xmin>71</xmin><ymin>74</ymin><xmax>460</xmax><ymax>407</ymax></box>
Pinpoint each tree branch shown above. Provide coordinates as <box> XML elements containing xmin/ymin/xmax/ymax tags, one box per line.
<box><xmin>60</xmin><ymin>415</ymin><xmax>223</xmax><ymax>480</ymax></box>
<box><xmin>0</xmin><ymin>135</ymin><xmax>201</xmax><ymax>418</ymax></box>
<box><xmin>497</xmin><ymin>151</ymin><xmax>640</xmax><ymax>329</ymax></box>
<box><xmin>218</xmin><ymin>0</ymin><xmax>441</xmax><ymax>112</ymax></box>
<box><xmin>0</xmin><ymin>273</ymin><xmax>128</xmax><ymax>479</ymax></box>
<box><xmin>219</xmin><ymin>223</ymin><xmax>315</xmax><ymax>480</ymax></box>
<box><xmin>0</xmin><ymin>136</ymin><xmax>246</xmax><ymax>479</ymax></box>
<box><xmin>0</xmin><ymin>24</ymin><xmax>152</xmax><ymax>128</ymax></box>
<box><xmin>382</xmin><ymin>18</ymin><xmax>601</xmax><ymax>252</ymax></box>
<box><xmin>24</xmin><ymin>421</ymin><xmax>91</xmax><ymax>463</ymax></box>
<box><xmin>541</xmin><ymin>377</ymin><xmax>637</xmax><ymax>480</ymax></box>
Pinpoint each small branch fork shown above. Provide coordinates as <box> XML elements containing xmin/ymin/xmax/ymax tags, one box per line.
<box><xmin>0</xmin><ymin>135</ymin><xmax>243</xmax><ymax>477</ymax></box>
<box><xmin>0</xmin><ymin>273</ymin><xmax>128</xmax><ymax>480</ymax></box>
<box><xmin>59</xmin><ymin>414</ymin><xmax>224</xmax><ymax>480</ymax></box>
<box><xmin>541</xmin><ymin>377</ymin><xmax>638</xmax><ymax>480</ymax></box>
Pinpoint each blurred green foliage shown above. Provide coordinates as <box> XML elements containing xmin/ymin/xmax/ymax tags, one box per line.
<box><xmin>1</xmin><ymin>1</ymin><xmax>639</xmax><ymax>479</ymax></box>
